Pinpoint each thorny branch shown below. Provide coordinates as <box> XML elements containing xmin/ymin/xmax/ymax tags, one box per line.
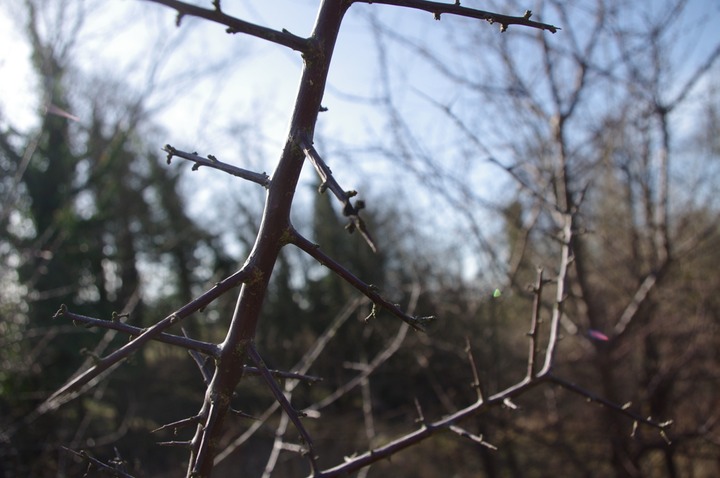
<box><xmin>144</xmin><ymin>0</ymin><xmax>310</xmax><ymax>51</ymax></box>
<box><xmin>45</xmin><ymin>265</ymin><xmax>250</xmax><ymax>407</ymax></box>
<box><xmin>214</xmin><ymin>298</ymin><xmax>367</xmax><ymax>466</ymax></box>
<box><xmin>305</xmin><ymin>197</ymin><xmax>666</xmax><ymax>475</ymax></box>
<box><xmin>247</xmin><ymin>344</ymin><xmax>320</xmax><ymax>474</ymax></box>
<box><xmin>546</xmin><ymin>375</ymin><xmax>673</xmax><ymax>443</ymax></box>
<box><xmin>164</xmin><ymin>144</ymin><xmax>271</xmax><ymax>187</ymax></box>
<box><xmin>352</xmin><ymin>0</ymin><xmax>559</xmax><ymax>33</ymax></box>
<box><xmin>61</xmin><ymin>310</ymin><xmax>220</xmax><ymax>357</ymax></box>
<box><xmin>61</xmin><ymin>447</ymin><xmax>134</xmax><ymax>478</ymax></box>
<box><xmin>43</xmin><ymin>0</ymin><xmax>674</xmax><ymax>476</ymax></box>
<box><xmin>289</xmin><ymin>227</ymin><xmax>436</xmax><ymax>332</ymax></box>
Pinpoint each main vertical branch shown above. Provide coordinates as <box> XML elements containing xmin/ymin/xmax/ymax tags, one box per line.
<box><xmin>187</xmin><ymin>2</ymin><xmax>349</xmax><ymax>476</ymax></box>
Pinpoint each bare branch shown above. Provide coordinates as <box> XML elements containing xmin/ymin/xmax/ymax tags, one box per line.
<box><xmin>538</xmin><ymin>213</ymin><xmax>573</xmax><ymax>376</ymax></box>
<box><xmin>152</xmin><ymin>415</ymin><xmax>203</xmax><ymax>434</ymax></box>
<box><xmin>144</xmin><ymin>0</ymin><xmax>311</xmax><ymax>52</ymax></box>
<box><xmin>464</xmin><ymin>338</ymin><xmax>485</xmax><ymax>403</ymax></box>
<box><xmin>61</xmin><ymin>447</ymin><xmax>136</xmax><ymax>478</ymax></box>
<box><xmin>214</xmin><ymin>299</ymin><xmax>365</xmax><ymax>466</ymax></box>
<box><xmin>313</xmin><ymin>376</ymin><xmax>542</xmax><ymax>477</ymax></box>
<box><xmin>289</xmin><ymin>228</ymin><xmax>436</xmax><ymax>332</ymax></box>
<box><xmin>612</xmin><ymin>267</ymin><xmax>663</xmax><ymax>337</ymax></box>
<box><xmin>247</xmin><ymin>343</ymin><xmax>319</xmax><ymax>475</ymax></box>
<box><xmin>62</xmin><ymin>310</ymin><xmax>221</xmax><ymax>357</ymax></box>
<box><xmin>665</xmin><ymin>43</ymin><xmax>720</xmax><ymax>111</ymax></box>
<box><xmin>351</xmin><ymin>0</ymin><xmax>559</xmax><ymax>33</ymax></box>
<box><xmin>45</xmin><ymin>266</ymin><xmax>251</xmax><ymax>406</ymax></box>
<box><xmin>298</xmin><ymin>136</ymin><xmax>378</xmax><ymax>252</ymax></box>
<box><xmin>306</xmin><ymin>321</ymin><xmax>410</xmax><ymax>412</ymax></box>
<box><xmin>164</xmin><ymin>144</ymin><xmax>270</xmax><ymax>188</ymax></box>
<box><xmin>548</xmin><ymin>375</ymin><xmax>673</xmax><ymax>438</ymax></box>
<box><xmin>448</xmin><ymin>425</ymin><xmax>497</xmax><ymax>450</ymax></box>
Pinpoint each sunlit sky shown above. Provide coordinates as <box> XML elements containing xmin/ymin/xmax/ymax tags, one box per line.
<box><xmin>0</xmin><ymin>0</ymin><xmax>475</xmax><ymax>264</ymax></box>
<box><xmin>0</xmin><ymin>1</ymin><xmax>437</xmax><ymax>145</ymax></box>
<box><xmin>2</xmin><ymin>0</ymin><xmax>718</xmax><ymax>278</ymax></box>
<box><xmin>0</xmin><ymin>1</ymin><xmax>452</xmax><ymax>199</ymax></box>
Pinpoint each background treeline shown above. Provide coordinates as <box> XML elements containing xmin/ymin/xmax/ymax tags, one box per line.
<box><xmin>1</xmin><ymin>1</ymin><xmax>718</xmax><ymax>477</ymax></box>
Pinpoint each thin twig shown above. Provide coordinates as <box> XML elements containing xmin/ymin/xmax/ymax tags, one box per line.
<box><xmin>145</xmin><ymin>0</ymin><xmax>310</xmax><ymax>51</ymax></box>
<box><xmin>290</xmin><ymin>228</ymin><xmax>435</xmax><ymax>331</ymax></box>
<box><xmin>306</xmin><ymin>321</ymin><xmax>410</xmax><ymax>412</ymax></box>
<box><xmin>548</xmin><ymin>375</ymin><xmax>673</xmax><ymax>439</ymax></box>
<box><xmin>247</xmin><ymin>343</ymin><xmax>320</xmax><ymax>475</ymax></box>
<box><xmin>464</xmin><ymin>338</ymin><xmax>485</xmax><ymax>402</ymax></box>
<box><xmin>298</xmin><ymin>136</ymin><xmax>378</xmax><ymax>252</ymax></box>
<box><xmin>164</xmin><ymin>144</ymin><xmax>270</xmax><ymax>188</ymax></box>
<box><xmin>63</xmin><ymin>311</ymin><xmax>221</xmax><ymax>357</ymax></box>
<box><xmin>538</xmin><ymin>214</ymin><xmax>573</xmax><ymax>376</ymax></box>
<box><xmin>61</xmin><ymin>447</ymin><xmax>136</xmax><ymax>478</ymax></box>
<box><xmin>352</xmin><ymin>0</ymin><xmax>559</xmax><ymax>33</ymax></box>
<box><xmin>448</xmin><ymin>425</ymin><xmax>497</xmax><ymax>450</ymax></box>
<box><xmin>526</xmin><ymin>268</ymin><xmax>544</xmax><ymax>379</ymax></box>
<box><xmin>152</xmin><ymin>415</ymin><xmax>203</xmax><ymax>434</ymax></box>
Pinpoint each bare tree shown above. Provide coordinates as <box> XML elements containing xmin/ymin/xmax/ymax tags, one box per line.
<box><xmin>362</xmin><ymin>0</ymin><xmax>720</xmax><ymax>475</ymax></box>
<box><xmin>20</xmin><ymin>1</ymin><xmax>684</xmax><ymax>477</ymax></box>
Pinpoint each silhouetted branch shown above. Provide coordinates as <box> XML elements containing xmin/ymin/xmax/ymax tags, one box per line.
<box><xmin>145</xmin><ymin>0</ymin><xmax>310</xmax><ymax>52</ymax></box>
<box><xmin>352</xmin><ymin>0</ymin><xmax>559</xmax><ymax>33</ymax></box>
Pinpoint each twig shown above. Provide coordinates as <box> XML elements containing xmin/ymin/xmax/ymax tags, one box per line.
<box><xmin>613</xmin><ymin>263</ymin><xmax>668</xmax><ymax>336</ymax></box>
<box><xmin>464</xmin><ymin>338</ymin><xmax>485</xmax><ymax>402</ymax></box>
<box><xmin>290</xmin><ymin>228</ymin><xmax>435</xmax><ymax>331</ymax></box>
<box><xmin>152</xmin><ymin>415</ymin><xmax>203</xmax><ymax>434</ymax></box>
<box><xmin>298</xmin><ymin>136</ymin><xmax>378</xmax><ymax>252</ymax></box>
<box><xmin>61</xmin><ymin>447</ymin><xmax>136</xmax><ymax>478</ymax></box>
<box><xmin>526</xmin><ymin>268</ymin><xmax>544</xmax><ymax>378</ymax></box>
<box><xmin>548</xmin><ymin>375</ymin><xmax>673</xmax><ymax>441</ymax></box>
<box><xmin>163</xmin><ymin>144</ymin><xmax>270</xmax><ymax>187</ymax></box>
<box><xmin>262</xmin><ymin>411</ymin><xmax>292</xmax><ymax>478</ymax></box>
<box><xmin>448</xmin><ymin>424</ymin><xmax>497</xmax><ymax>450</ymax></box>
<box><xmin>46</xmin><ymin>266</ymin><xmax>251</xmax><ymax>406</ymax></box>
<box><xmin>247</xmin><ymin>343</ymin><xmax>319</xmax><ymax>474</ymax></box>
<box><xmin>352</xmin><ymin>0</ymin><xmax>559</xmax><ymax>33</ymax></box>
<box><xmin>214</xmin><ymin>298</ymin><xmax>365</xmax><ymax>465</ymax></box>
<box><xmin>145</xmin><ymin>0</ymin><xmax>310</xmax><ymax>51</ymax></box>
<box><xmin>306</xmin><ymin>321</ymin><xmax>410</xmax><ymax>412</ymax></box>
<box><xmin>62</xmin><ymin>311</ymin><xmax>220</xmax><ymax>357</ymax></box>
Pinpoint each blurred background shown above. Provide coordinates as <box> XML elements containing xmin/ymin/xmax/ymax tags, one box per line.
<box><xmin>1</xmin><ymin>0</ymin><xmax>718</xmax><ymax>476</ymax></box>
